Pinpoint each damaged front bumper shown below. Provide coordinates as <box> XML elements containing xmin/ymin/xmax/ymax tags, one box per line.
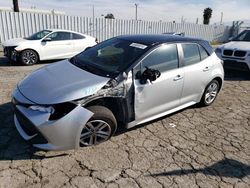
<box><xmin>12</xmin><ymin>90</ymin><xmax>94</xmax><ymax>151</ymax></box>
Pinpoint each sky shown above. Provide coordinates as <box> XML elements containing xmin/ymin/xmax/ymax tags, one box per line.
<box><xmin>0</xmin><ymin>0</ymin><xmax>250</xmax><ymax>24</ymax></box>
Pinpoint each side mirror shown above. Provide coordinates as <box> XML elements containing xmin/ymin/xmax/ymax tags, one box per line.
<box><xmin>139</xmin><ymin>67</ymin><xmax>161</xmax><ymax>84</ymax></box>
<box><xmin>42</xmin><ymin>37</ymin><xmax>52</xmax><ymax>42</ymax></box>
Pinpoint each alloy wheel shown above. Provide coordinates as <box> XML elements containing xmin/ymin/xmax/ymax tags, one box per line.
<box><xmin>22</xmin><ymin>51</ymin><xmax>37</xmax><ymax>64</ymax></box>
<box><xmin>80</xmin><ymin>120</ymin><xmax>112</xmax><ymax>146</ymax></box>
<box><xmin>205</xmin><ymin>82</ymin><xmax>218</xmax><ymax>104</ymax></box>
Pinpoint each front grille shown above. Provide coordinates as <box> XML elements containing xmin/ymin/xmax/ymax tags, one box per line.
<box><xmin>14</xmin><ymin>107</ymin><xmax>38</xmax><ymax>136</ymax></box>
<box><xmin>223</xmin><ymin>50</ymin><xmax>233</xmax><ymax>56</ymax></box>
<box><xmin>234</xmin><ymin>50</ymin><xmax>246</xmax><ymax>57</ymax></box>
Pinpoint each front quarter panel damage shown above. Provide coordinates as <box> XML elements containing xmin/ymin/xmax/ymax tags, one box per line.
<box><xmin>77</xmin><ymin>71</ymin><xmax>135</xmax><ymax>124</ymax></box>
<box><xmin>37</xmin><ymin>106</ymin><xmax>94</xmax><ymax>150</ymax></box>
<box><xmin>16</xmin><ymin>105</ymin><xmax>94</xmax><ymax>150</ymax></box>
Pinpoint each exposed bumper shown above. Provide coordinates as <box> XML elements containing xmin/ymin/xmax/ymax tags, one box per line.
<box><xmin>14</xmin><ymin>104</ymin><xmax>93</xmax><ymax>151</ymax></box>
<box><xmin>3</xmin><ymin>46</ymin><xmax>17</xmax><ymax>60</ymax></box>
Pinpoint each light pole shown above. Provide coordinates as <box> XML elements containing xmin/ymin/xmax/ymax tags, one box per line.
<box><xmin>220</xmin><ymin>12</ymin><xmax>223</xmax><ymax>25</ymax></box>
<box><xmin>13</xmin><ymin>0</ymin><xmax>19</xmax><ymax>12</ymax></box>
<box><xmin>135</xmin><ymin>3</ymin><xmax>138</xmax><ymax>20</ymax></box>
<box><xmin>92</xmin><ymin>5</ymin><xmax>95</xmax><ymax>32</ymax></box>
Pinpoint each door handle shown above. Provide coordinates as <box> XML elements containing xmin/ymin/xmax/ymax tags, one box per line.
<box><xmin>203</xmin><ymin>67</ymin><xmax>210</xmax><ymax>72</ymax></box>
<box><xmin>173</xmin><ymin>75</ymin><xmax>183</xmax><ymax>81</ymax></box>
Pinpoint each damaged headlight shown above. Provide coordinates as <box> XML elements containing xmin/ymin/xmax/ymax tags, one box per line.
<box><xmin>49</xmin><ymin>102</ymin><xmax>77</xmax><ymax>120</ymax></box>
<box><xmin>29</xmin><ymin>105</ymin><xmax>55</xmax><ymax>114</ymax></box>
<box><xmin>29</xmin><ymin>103</ymin><xmax>77</xmax><ymax>121</ymax></box>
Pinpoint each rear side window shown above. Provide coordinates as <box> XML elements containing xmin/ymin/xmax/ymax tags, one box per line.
<box><xmin>72</xmin><ymin>33</ymin><xmax>85</xmax><ymax>40</ymax></box>
<box><xmin>182</xmin><ymin>43</ymin><xmax>200</xmax><ymax>66</ymax></box>
<box><xmin>199</xmin><ymin>45</ymin><xmax>209</xmax><ymax>61</ymax></box>
<box><xmin>47</xmin><ymin>32</ymin><xmax>71</xmax><ymax>41</ymax></box>
<box><xmin>142</xmin><ymin>44</ymin><xmax>178</xmax><ymax>72</ymax></box>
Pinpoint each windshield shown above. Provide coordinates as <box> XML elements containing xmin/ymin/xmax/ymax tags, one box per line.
<box><xmin>26</xmin><ymin>30</ymin><xmax>52</xmax><ymax>40</ymax></box>
<box><xmin>232</xmin><ymin>30</ymin><xmax>250</xmax><ymax>42</ymax></box>
<box><xmin>70</xmin><ymin>38</ymin><xmax>149</xmax><ymax>77</ymax></box>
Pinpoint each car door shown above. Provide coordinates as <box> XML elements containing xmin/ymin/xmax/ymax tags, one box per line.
<box><xmin>180</xmin><ymin>43</ymin><xmax>212</xmax><ymax>104</ymax></box>
<box><xmin>133</xmin><ymin>44</ymin><xmax>184</xmax><ymax>123</ymax></box>
<box><xmin>41</xmin><ymin>31</ymin><xmax>74</xmax><ymax>60</ymax></box>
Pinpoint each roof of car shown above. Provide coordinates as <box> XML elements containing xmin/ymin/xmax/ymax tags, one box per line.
<box><xmin>117</xmin><ymin>34</ymin><xmax>213</xmax><ymax>55</ymax></box>
<box><xmin>117</xmin><ymin>34</ymin><xmax>203</xmax><ymax>45</ymax></box>
<box><xmin>46</xmin><ymin>29</ymin><xmax>93</xmax><ymax>37</ymax></box>
<box><xmin>47</xmin><ymin>28</ymin><xmax>79</xmax><ymax>33</ymax></box>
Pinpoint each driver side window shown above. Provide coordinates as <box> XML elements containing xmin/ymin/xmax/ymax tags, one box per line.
<box><xmin>141</xmin><ymin>44</ymin><xmax>179</xmax><ymax>72</ymax></box>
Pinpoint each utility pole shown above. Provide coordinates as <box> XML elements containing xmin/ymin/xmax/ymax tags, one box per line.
<box><xmin>92</xmin><ymin>5</ymin><xmax>95</xmax><ymax>31</ymax></box>
<box><xmin>196</xmin><ymin>18</ymin><xmax>199</xmax><ymax>24</ymax></box>
<box><xmin>135</xmin><ymin>3</ymin><xmax>138</xmax><ymax>20</ymax></box>
<box><xmin>92</xmin><ymin>5</ymin><xmax>95</xmax><ymax>21</ymax></box>
<box><xmin>220</xmin><ymin>12</ymin><xmax>223</xmax><ymax>25</ymax></box>
<box><xmin>13</xmin><ymin>0</ymin><xmax>19</xmax><ymax>12</ymax></box>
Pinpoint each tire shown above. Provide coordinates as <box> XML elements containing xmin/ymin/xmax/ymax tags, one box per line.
<box><xmin>20</xmin><ymin>49</ymin><xmax>39</xmax><ymax>65</ymax></box>
<box><xmin>79</xmin><ymin>106</ymin><xmax>117</xmax><ymax>147</ymax></box>
<box><xmin>200</xmin><ymin>80</ymin><xmax>220</xmax><ymax>106</ymax></box>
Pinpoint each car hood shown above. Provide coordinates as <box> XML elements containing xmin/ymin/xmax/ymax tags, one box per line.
<box><xmin>2</xmin><ymin>38</ymin><xmax>29</xmax><ymax>47</ymax></box>
<box><xmin>221</xmin><ymin>41</ymin><xmax>250</xmax><ymax>51</ymax></box>
<box><xmin>18</xmin><ymin>59</ymin><xmax>110</xmax><ymax>105</ymax></box>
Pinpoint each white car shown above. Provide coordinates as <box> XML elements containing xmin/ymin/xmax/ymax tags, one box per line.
<box><xmin>2</xmin><ymin>29</ymin><xmax>97</xmax><ymax>65</ymax></box>
<box><xmin>215</xmin><ymin>29</ymin><xmax>250</xmax><ymax>72</ymax></box>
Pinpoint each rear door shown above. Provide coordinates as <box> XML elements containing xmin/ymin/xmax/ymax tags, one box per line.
<box><xmin>134</xmin><ymin>44</ymin><xmax>184</xmax><ymax>123</ymax></box>
<box><xmin>180</xmin><ymin>43</ymin><xmax>212</xmax><ymax>104</ymax></box>
<box><xmin>41</xmin><ymin>31</ymin><xmax>74</xmax><ymax>60</ymax></box>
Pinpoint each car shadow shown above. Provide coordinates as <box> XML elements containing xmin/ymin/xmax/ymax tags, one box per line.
<box><xmin>149</xmin><ymin>158</ymin><xmax>250</xmax><ymax>179</ymax></box>
<box><xmin>0</xmin><ymin>56</ymin><xmax>62</xmax><ymax>67</ymax></box>
<box><xmin>224</xmin><ymin>68</ymin><xmax>250</xmax><ymax>81</ymax></box>
<box><xmin>0</xmin><ymin>57</ymin><xmax>9</xmax><ymax>66</ymax></box>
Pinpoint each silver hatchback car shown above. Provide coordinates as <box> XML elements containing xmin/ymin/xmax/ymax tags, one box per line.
<box><xmin>12</xmin><ymin>35</ymin><xmax>224</xmax><ymax>150</ymax></box>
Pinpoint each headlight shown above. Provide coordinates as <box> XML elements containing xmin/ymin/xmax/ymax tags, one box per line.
<box><xmin>29</xmin><ymin>105</ymin><xmax>55</xmax><ymax>114</ymax></box>
<box><xmin>215</xmin><ymin>48</ymin><xmax>222</xmax><ymax>54</ymax></box>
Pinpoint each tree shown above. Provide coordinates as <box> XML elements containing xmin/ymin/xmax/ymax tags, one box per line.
<box><xmin>203</xmin><ymin>7</ymin><xmax>212</xmax><ymax>25</ymax></box>
<box><xmin>105</xmin><ymin>13</ymin><xmax>115</xmax><ymax>19</ymax></box>
<box><xmin>13</xmin><ymin>0</ymin><xmax>19</xmax><ymax>12</ymax></box>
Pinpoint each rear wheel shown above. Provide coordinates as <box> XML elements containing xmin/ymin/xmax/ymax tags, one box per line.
<box><xmin>79</xmin><ymin>106</ymin><xmax>117</xmax><ymax>147</ymax></box>
<box><xmin>20</xmin><ymin>49</ymin><xmax>39</xmax><ymax>65</ymax></box>
<box><xmin>200</xmin><ymin>80</ymin><xmax>220</xmax><ymax>106</ymax></box>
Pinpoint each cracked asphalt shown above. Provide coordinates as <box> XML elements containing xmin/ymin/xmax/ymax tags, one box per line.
<box><xmin>0</xmin><ymin>53</ymin><xmax>250</xmax><ymax>188</ymax></box>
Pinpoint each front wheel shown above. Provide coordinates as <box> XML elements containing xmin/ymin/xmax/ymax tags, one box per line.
<box><xmin>79</xmin><ymin>106</ymin><xmax>117</xmax><ymax>147</ymax></box>
<box><xmin>20</xmin><ymin>49</ymin><xmax>39</xmax><ymax>65</ymax></box>
<box><xmin>200</xmin><ymin>80</ymin><xmax>220</xmax><ymax>106</ymax></box>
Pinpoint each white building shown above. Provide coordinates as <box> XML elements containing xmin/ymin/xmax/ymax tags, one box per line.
<box><xmin>0</xmin><ymin>7</ymin><xmax>65</xmax><ymax>15</ymax></box>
